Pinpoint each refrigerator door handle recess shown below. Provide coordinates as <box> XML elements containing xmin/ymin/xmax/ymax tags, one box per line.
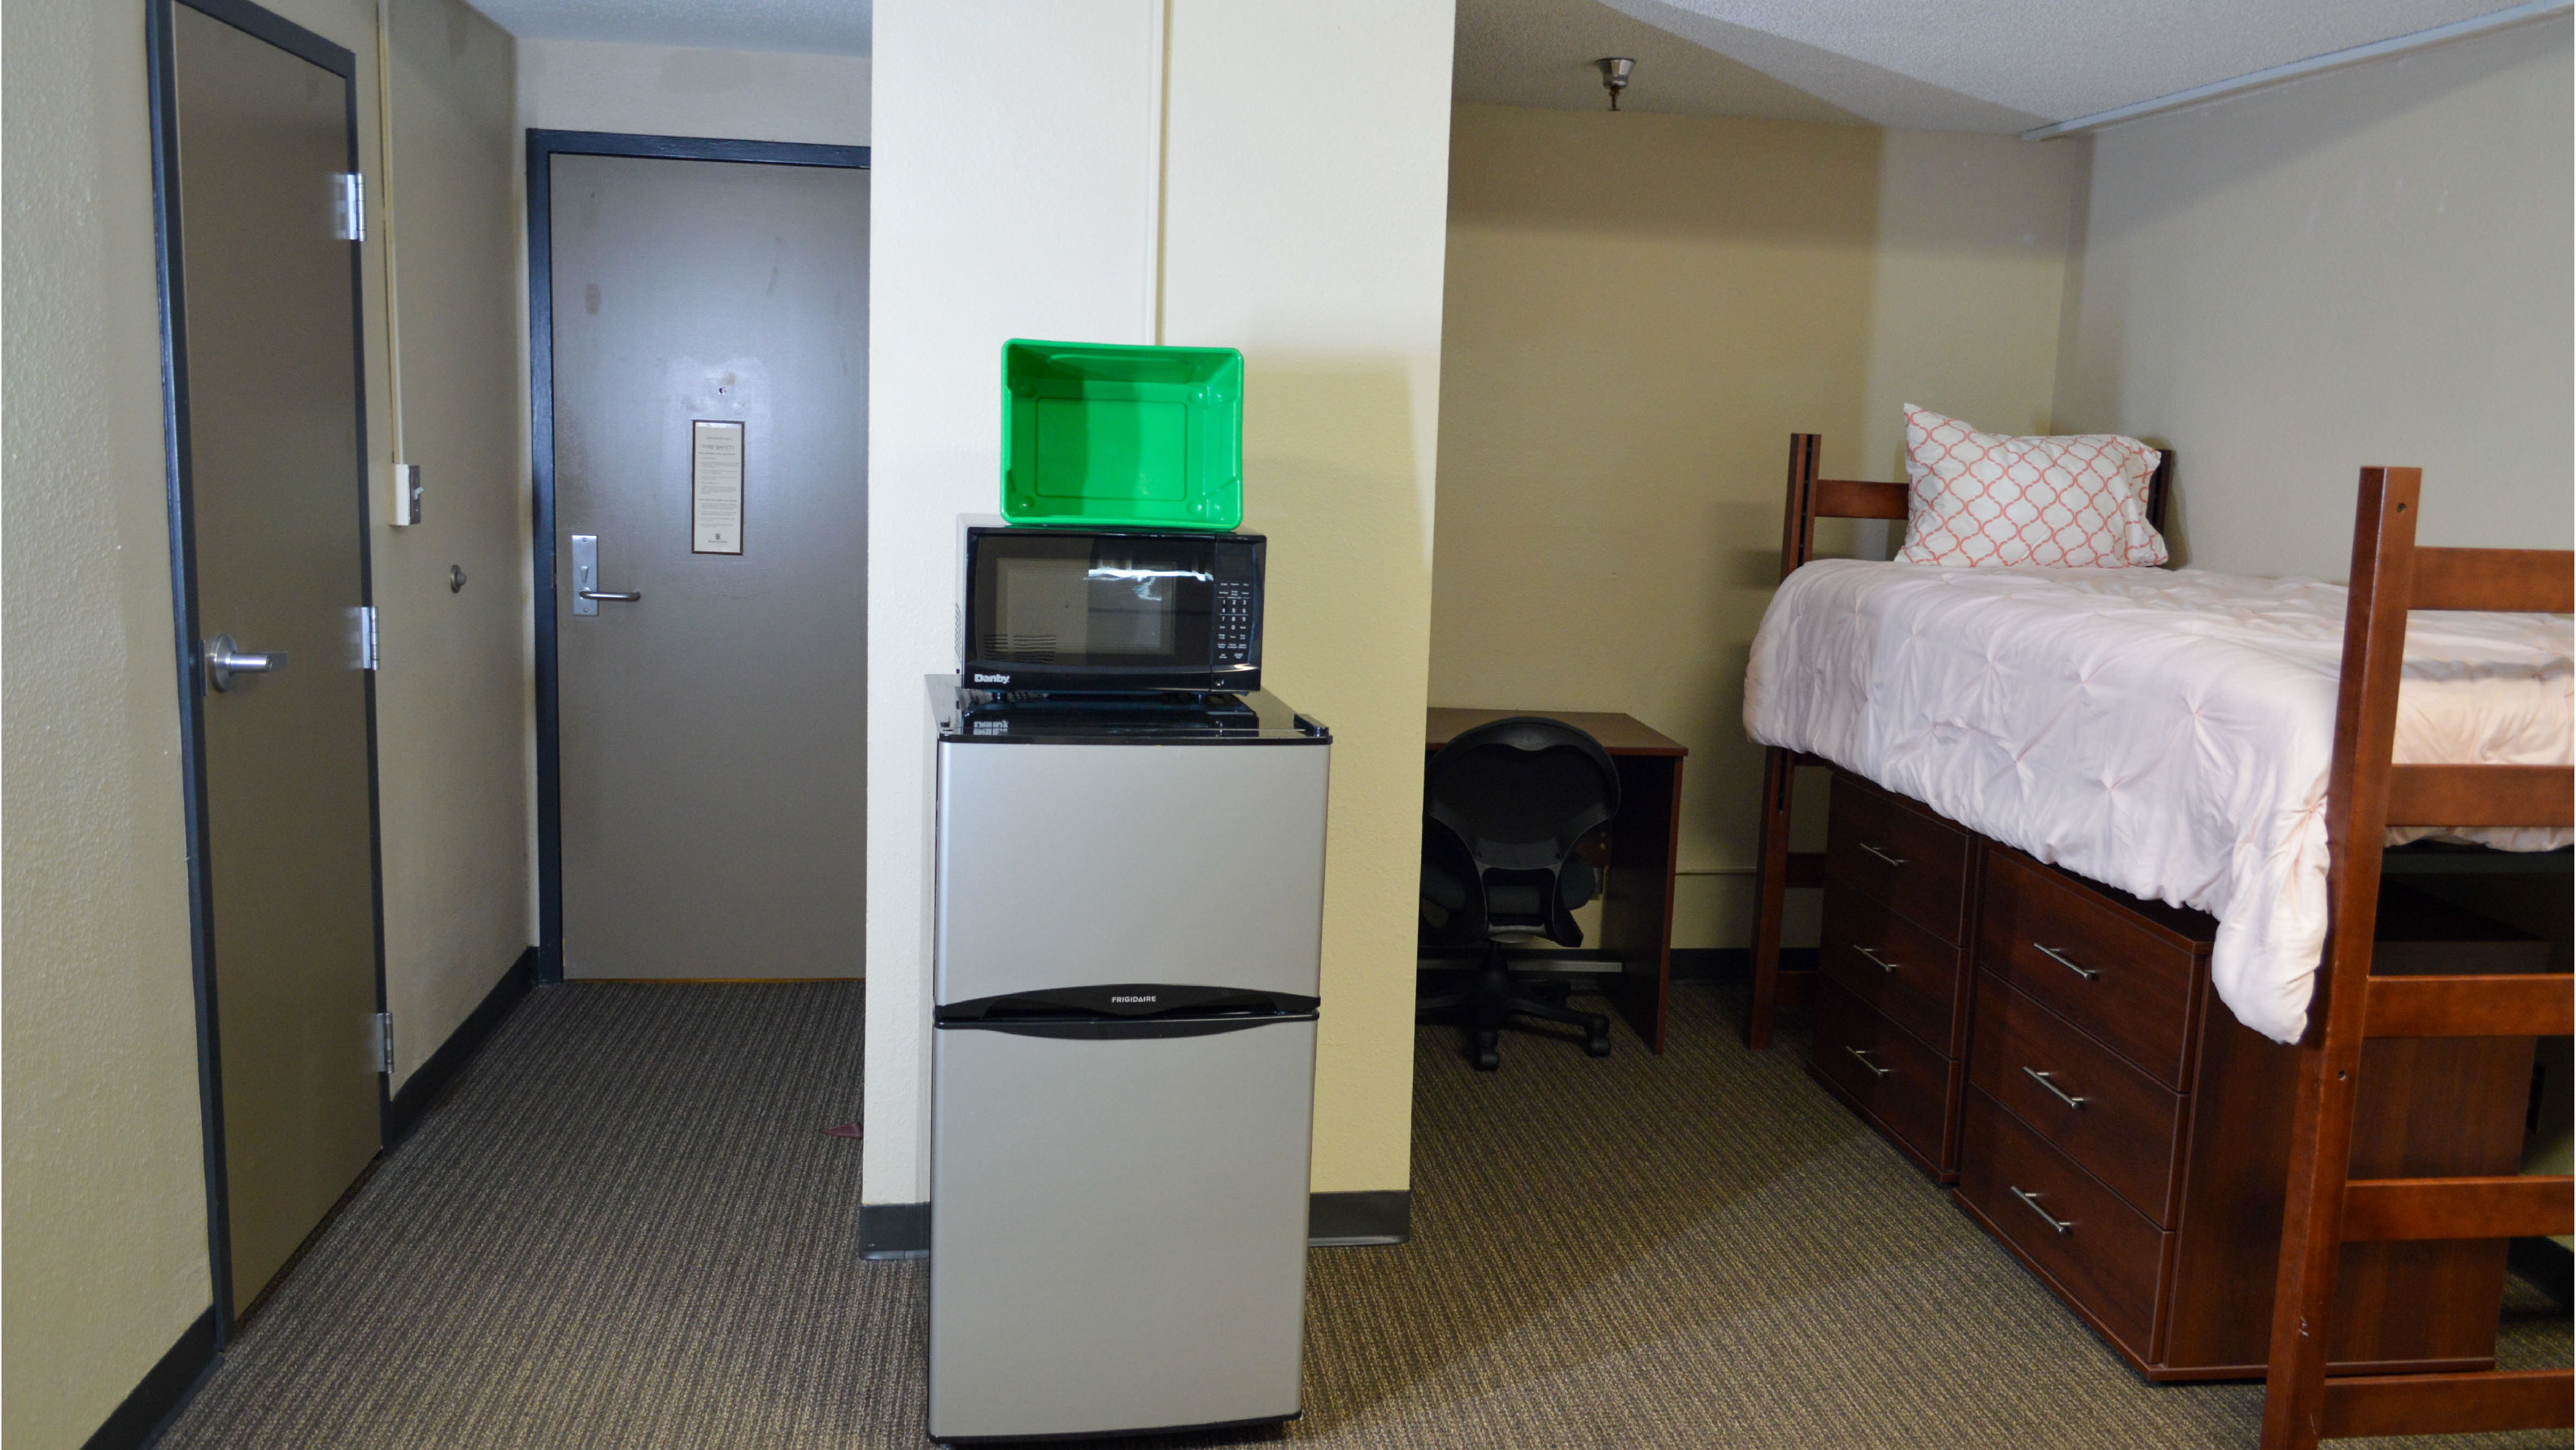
<box><xmin>940</xmin><ymin>1012</ymin><xmax>1319</xmax><ymax>1041</ymax></box>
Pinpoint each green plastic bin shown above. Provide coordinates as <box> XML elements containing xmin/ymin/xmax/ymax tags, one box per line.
<box><xmin>1000</xmin><ymin>339</ymin><xmax>1244</xmax><ymax>530</ymax></box>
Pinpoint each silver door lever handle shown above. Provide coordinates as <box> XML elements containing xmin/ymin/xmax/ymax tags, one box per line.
<box><xmin>204</xmin><ymin>634</ymin><xmax>284</xmax><ymax>692</ymax></box>
<box><xmin>577</xmin><ymin>589</ymin><xmax>642</xmax><ymax>602</ymax></box>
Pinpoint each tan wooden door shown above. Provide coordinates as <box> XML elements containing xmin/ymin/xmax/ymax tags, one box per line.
<box><xmin>166</xmin><ymin>0</ymin><xmax>384</xmax><ymax>1313</ymax></box>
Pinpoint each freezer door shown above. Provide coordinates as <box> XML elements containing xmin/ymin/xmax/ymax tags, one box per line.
<box><xmin>929</xmin><ymin>1017</ymin><xmax>1314</xmax><ymax>1441</ymax></box>
<box><xmin>936</xmin><ymin>741</ymin><xmax>1327</xmax><ymax>1004</ymax></box>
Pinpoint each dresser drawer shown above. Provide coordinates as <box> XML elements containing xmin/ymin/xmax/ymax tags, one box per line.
<box><xmin>1820</xmin><ymin>883</ymin><xmax>1968</xmax><ymax>1056</ymax></box>
<box><xmin>1969</xmin><ymin>977</ymin><xmax>2187</xmax><ymax>1226</ymax></box>
<box><xmin>1810</xmin><ymin>977</ymin><xmax>1959</xmax><ymax>1177</ymax></box>
<box><xmin>1825</xmin><ymin>773</ymin><xmax>1974</xmax><ymax>944</ymax></box>
<box><xmin>1958</xmin><ymin>1090</ymin><xmax>2167</xmax><ymax>1361</ymax></box>
<box><xmin>1977</xmin><ymin>849</ymin><xmax>2203</xmax><ymax>1088</ymax></box>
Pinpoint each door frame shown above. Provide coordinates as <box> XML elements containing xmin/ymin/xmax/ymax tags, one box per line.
<box><xmin>146</xmin><ymin>0</ymin><xmax>388</xmax><ymax>1338</ymax></box>
<box><xmin>525</xmin><ymin>130</ymin><xmax>870</xmax><ymax>984</ymax></box>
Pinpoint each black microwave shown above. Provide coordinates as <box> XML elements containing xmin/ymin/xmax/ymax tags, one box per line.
<box><xmin>961</xmin><ymin>525</ymin><xmax>1263</xmax><ymax>693</ymax></box>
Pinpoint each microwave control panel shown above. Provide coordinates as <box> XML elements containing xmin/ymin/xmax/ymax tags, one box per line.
<box><xmin>1214</xmin><ymin>578</ymin><xmax>1257</xmax><ymax>664</ymax></box>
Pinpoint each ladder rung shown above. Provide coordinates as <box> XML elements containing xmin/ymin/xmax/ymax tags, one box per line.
<box><xmin>2365</xmin><ymin>973</ymin><xmax>2574</xmax><ymax>1037</ymax></box>
<box><xmin>2384</xmin><ymin>764</ymin><xmax>2573</xmax><ymax>828</ymax></box>
<box><xmin>2341</xmin><ymin>1174</ymin><xmax>2574</xmax><ymax>1242</ymax></box>
<box><xmin>2321</xmin><ymin>1368</ymin><xmax>2574</xmax><ymax>1439</ymax></box>
<box><xmin>2409</xmin><ymin>545</ymin><xmax>2576</xmax><ymax>613</ymax></box>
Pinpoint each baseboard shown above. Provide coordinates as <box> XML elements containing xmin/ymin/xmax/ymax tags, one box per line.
<box><xmin>1309</xmin><ymin>1190</ymin><xmax>1410</xmax><ymax>1246</ymax></box>
<box><xmin>2508</xmin><ymin>1236</ymin><xmax>2574</xmax><ymax>1308</ymax></box>
<box><xmin>861</xmin><ymin>1201</ymin><xmax>931</xmax><ymax>1260</ymax></box>
<box><xmin>1670</xmin><ymin>947</ymin><xmax>1818</xmax><ymax>982</ymax></box>
<box><xmin>80</xmin><ymin>1307</ymin><xmax>216</xmax><ymax>1450</ymax></box>
<box><xmin>383</xmin><ymin>947</ymin><xmax>537</xmax><ymax>1149</ymax></box>
<box><xmin>863</xmin><ymin>1191</ymin><xmax>1414</xmax><ymax>1259</ymax></box>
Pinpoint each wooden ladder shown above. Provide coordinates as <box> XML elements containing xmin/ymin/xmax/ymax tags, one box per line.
<box><xmin>2260</xmin><ymin>467</ymin><xmax>2576</xmax><ymax>1448</ymax></box>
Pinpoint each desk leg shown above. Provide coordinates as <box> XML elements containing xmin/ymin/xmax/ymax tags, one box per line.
<box><xmin>1600</xmin><ymin>754</ymin><xmax>1680</xmax><ymax>1054</ymax></box>
<box><xmin>1746</xmin><ymin>746</ymin><xmax>1794</xmax><ymax>1050</ymax></box>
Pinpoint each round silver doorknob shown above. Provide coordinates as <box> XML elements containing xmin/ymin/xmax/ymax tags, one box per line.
<box><xmin>204</xmin><ymin>634</ymin><xmax>285</xmax><ymax>692</ymax></box>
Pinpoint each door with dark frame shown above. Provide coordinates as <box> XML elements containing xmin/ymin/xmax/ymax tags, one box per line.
<box><xmin>152</xmin><ymin>0</ymin><xmax>387</xmax><ymax>1322</ymax></box>
<box><xmin>534</xmin><ymin>137</ymin><xmax>870</xmax><ymax>981</ymax></box>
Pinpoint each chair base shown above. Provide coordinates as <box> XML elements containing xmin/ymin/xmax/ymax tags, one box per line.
<box><xmin>1416</xmin><ymin>944</ymin><xmax>1611</xmax><ymax>1071</ymax></box>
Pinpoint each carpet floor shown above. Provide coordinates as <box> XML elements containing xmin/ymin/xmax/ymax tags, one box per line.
<box><xmin>155</xmin><ymin>980</ymin><xmax>2568</xmax><ymax>1448</ymax></box>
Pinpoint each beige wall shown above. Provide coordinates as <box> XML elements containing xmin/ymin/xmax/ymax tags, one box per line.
<box><xmin>3</xmin><ymin>0</ymin><xmax>524</xmax><ymax>1443</ymax></box>
<box><xmin>1162</xmin><ymin>0</ymin><xmax>1457</xmax><ymax>1194</ymax></box>
<box><xmin>1430</xmin><ymin>104</ymin><xmax>2080</xmax><ymax>948</ymax></box>
<box><xmin>2</xmin><ymin>0</ymin><xmax>212</xmax><ymax>1439</ymax></box>
<box><xmin>866</xmin><ymin>0</ymin><xmax>1454</xmax><ymax>1204</ymax></box>
<box><xmin>377</xmin><ymin>0</ymin><xmax>534</xmax><ymax>1084</ymax></box>
<box><xmin>514</xmin><ymin>37</ymin><xmax>868</xmax><ymax>145</ymax></box>
<box><xmin>2052</xmin><ymin>19</ymin><xmax>2573</xmax><ymax>577</ymax></box>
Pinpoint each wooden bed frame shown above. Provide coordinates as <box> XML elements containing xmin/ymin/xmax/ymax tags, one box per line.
<box><xmin>1741</xmin><ymin>437</ymin><xmax>2573</xmax><ymax>1443</ymax></box>
<box><xmin>2260</xmin><ymin>468</ymin><xmax>2573</xmax><ymax>1448</ymax></box>
<box><xmin>1744</xmin><ymin>433</ymin><xmax>2173</xmax><ymax>1049</ymax></box>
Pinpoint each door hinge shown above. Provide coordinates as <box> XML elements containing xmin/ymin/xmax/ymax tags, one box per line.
<box><xmin>333</xmin><ymin>172</ymin><xmax>365</xmax><ymax>242</ymax></box>
<box><xmin>369</xmin><ymin>1012</ymin><xmax>394</xmax><ymax>1075</ymax></box>
<box><xmin>356</xmin><ymin>605</ymin><xmax>378</xmax><ymax>671</ymax></box>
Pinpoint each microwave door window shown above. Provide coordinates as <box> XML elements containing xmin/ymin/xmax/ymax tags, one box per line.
<box><xmin>1085</xmin><ymin>566</ymin><xmax>1177</xmax><ymax>656</ymax></box>
<box><xmin>992</xmin><ymin>555</ymin><xmax>1089</xmax><ymax>663</ymax></box>
<box><xmin>1086</xmin><ymin>546</ymin><xmax>1210</xmax><ymax>665</ymax></box>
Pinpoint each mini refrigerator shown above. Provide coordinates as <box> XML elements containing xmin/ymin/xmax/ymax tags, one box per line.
<box><xmin>928</xmin><ymin>687</ymin><xmax>1330</xmax><ymax>1443</ymax></box>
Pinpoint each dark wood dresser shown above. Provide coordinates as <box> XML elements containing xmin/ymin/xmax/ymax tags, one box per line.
<box><xmin>1806</xmin><ymin>769</ymin><xmax>2543</xmax><ymax>1381</ymax></box>
<box><xmin>1807</xmin><ymin>771</ymin><xmax>1981</xmax><ymax>1179</ymax></box>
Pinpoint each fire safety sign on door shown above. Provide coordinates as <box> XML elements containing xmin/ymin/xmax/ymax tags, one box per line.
<box><xmin>691</xmin><ymin>420</ymin><xmax>745</xmax><ymax>555</ymax></box>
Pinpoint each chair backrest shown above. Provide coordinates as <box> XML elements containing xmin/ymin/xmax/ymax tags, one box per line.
<box><xmin>1777</xmin><ymin>431</ymin><xmax>2175</xmax><ymax>580</ymax></box>
<box><xmin>1424</xmin><ymin>716</ymin><xmax>1620</xmax><ymax>876</ymax></box>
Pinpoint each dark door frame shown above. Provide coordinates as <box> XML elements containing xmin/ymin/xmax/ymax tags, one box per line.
<box><xmin>525</xmin><ymin>130</ymin><xmax>870</xmax><ymax>984</ymax></box>
<box><xmin>146</xmin><ymin>0</ymin><xmax>388</xmax><ymax>1339</ymax></box>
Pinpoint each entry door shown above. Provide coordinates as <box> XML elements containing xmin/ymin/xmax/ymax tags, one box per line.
<box><xmin>159</xmin><ymin>1</ymin><xmax>385</xmax><ymax>1312</ymax></box>
<box><xmin>547</xmin><ymin>150</ymin><xmax>869</xmax><ymax>978</ymax></box>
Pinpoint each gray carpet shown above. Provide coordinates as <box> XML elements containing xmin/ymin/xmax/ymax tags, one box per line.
<box><xmin>156</xmin><ymin>980</ymin><xmax>2568</xmax><ymax>1448</ymax></box>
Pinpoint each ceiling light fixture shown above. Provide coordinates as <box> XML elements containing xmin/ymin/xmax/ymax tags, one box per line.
<box><xmin>1597</xmin><ymin>57</ymin><xmax>1635</xmax><ymax>111</ymax></box>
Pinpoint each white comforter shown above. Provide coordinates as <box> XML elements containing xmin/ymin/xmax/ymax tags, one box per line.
<box><xmin>1744</xmin><ymin>561</ymin><xmax>2572</xmax><ymax>1043</ymax></box>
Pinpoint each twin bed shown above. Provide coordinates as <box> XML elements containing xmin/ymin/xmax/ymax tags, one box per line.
<box><xmin>1737</xmin><ymin>433</ymin><xmax>2572</xmax><ymax>1448</ymax></box>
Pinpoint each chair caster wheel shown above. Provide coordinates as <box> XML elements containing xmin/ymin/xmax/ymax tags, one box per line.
<box><xmin>1474</xmin><ymin>1047</ymin><xmax>1501</xmax><ymax>1071</ymax></box>
<box><xmin>1586</xmin><ymin>1016</ymin><xmax>1612</xmax><ymax>1056</ymax></box>
<box><xmin>1471</xmin><ymin>1030</ymin><xmax>1501</xmax><ymax>1072</ymax></box>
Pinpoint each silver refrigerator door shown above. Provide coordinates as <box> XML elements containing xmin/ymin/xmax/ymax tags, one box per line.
<box><xmin>936</xmin><ymin>741</ymin><xmax>1327</xmax><ymax>1005</ymax></box>
<box><xmin>929</xmin><ymin>1016</ymin><xmax>1315</xmax><ymax>1442</ymax></box>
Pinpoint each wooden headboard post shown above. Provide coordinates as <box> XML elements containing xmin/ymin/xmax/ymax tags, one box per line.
<box><xmin>1777</xmin><ymin>432</ymin><xmax>1908</xmax><ymax>582</ymax></box>
<box><xmin>2145</xmin><ymin>448</ymin><xmax>2174</xmax><ymax>538</ymax></box>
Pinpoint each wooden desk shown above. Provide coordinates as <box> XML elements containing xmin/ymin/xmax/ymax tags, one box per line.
<box><xmin>1425</xmin><ymin>708</ymin><xmax>1687</xmax><ymax>1052</ymax></box>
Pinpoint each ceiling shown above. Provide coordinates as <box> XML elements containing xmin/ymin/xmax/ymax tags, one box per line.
<box><xmin>469</xmin><ymin>0</ymin><xmax>869</xmax><ymax>54</ymax></box>
<box><xmin>1455</xmin><ymin>0</ymin><xmax>2535</xmax><ymax>132</ymax></box>
<box><xmin>468</xmin><ymin>0</ymin><xmax>2538</xmax><ymax>132</ymax></box>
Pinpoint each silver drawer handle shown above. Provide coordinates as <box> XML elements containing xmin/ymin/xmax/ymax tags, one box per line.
<box><xmin>2034</xmin><ymin>943</ymin><xmax>2099</xmax><ymax>981</ymax></box>
<box><xmin>1854</xmin><ymin>944</ymin><xmax>1900</xmax><ymax>974</ymax></box>
<box><xmin>2010</xmin><ymin>1185</ymin><xmax>2073</xmax><ymax>1235</ymax></box>
<box><xmin>1859</xmin><ymin>842</ymin><xmax>1907</xmax><ymax>868</ymax></box>
<box><xmin>2022</xmin><ymin>1066</ymin><xmax>2088</xmax><ymax>1110</ymax></box>
<box><xmin>577</xmin><ymin>589</ymin><xmax>643</xmax><ymax>603</ymax></box>
<box><xmin>1842</xmin><ymin>1045</ymin><xmax>1892</xmax><ymax>1078</ymax></box>
<box><xmin>203</xmin><ymin>634</ymin><xmax>285</xmax><ymax>692</ymax></box>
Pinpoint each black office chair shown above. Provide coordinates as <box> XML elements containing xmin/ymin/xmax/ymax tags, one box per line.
<box><xmin>1416</xmin><ymin>716</ymin><xmax>1621</xmax><ymax>1071</ymax></box>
